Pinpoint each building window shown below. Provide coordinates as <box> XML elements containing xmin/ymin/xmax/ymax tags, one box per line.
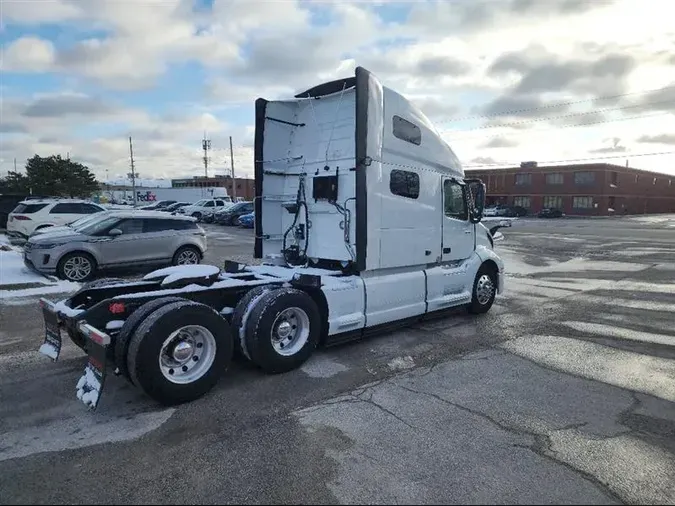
<box><xmin>543</xmin><ymin>196</ymin><xmax>563</xmax><ymax>209</ymax></box>
<box><xmin>389</xmin><ymin>169</ymin><xmax>420</xmax><ymax>199</ymax></box>
<box><xmin>513</xmin><ymin>196</ymin><xmax>531</xmax><ymax>208</ymax></box>
<box><xmin>392</xmin><ymin>115</ymin><xmax>421</xmax><ymax>146</ymax></box>
<box><xmin>610</xmin><ymin>172</ymin><xmax>618</xmax><ymax>186</ymax></box>
<box><xmin>546</xmin><ymin>173</ymin><xmax>563</xmax><ymax>185</ymax></box>
<box><xmin>608</xmin><ymin>196</ymin><xmax>616</xmax><ymax>210</ymax></box>
<box><xmin>573</xmin><ymin>196</ymin><xmax>594</xmax><ymax>209</ymax></box>
<box><xmin>574</xmin><ymin>171</ymin><xmax>596</xmax><ymax>185</ymax></box>
<box><xmin>515</xmin><ymin>173</ymin><xmax>531</xmax><ymax>186</ymax></box>
<box><xmin>443</xmin><ymin>179</ymin><xmax>467</xmax><ymax>220</ymax></box>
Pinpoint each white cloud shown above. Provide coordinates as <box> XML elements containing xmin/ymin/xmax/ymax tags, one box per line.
<box><xmin>2</xmin><ymin>37</ymin><xmax>56</xmax><ymax>72</ymax></box>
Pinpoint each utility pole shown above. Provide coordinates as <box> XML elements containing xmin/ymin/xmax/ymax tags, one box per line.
<box><xmin>202</xmin><ymin>133</ymin><xmax>211</xmax><ymax>178</ymax></box>
<box><xmin>229</xmin><ymin>135</ymin><xmax>236</xmax><ymax>200</ymax></box>
<box><xmin>129</xmin><ymin>136</ymin><xmax>137</xmax><ymax>206</ymax></box>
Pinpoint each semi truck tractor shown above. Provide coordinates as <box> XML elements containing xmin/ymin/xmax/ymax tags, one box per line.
<box><xmin>38</xmin><ymin>66</ymin><xmax>506</xmax><ymax>409</ymax></box>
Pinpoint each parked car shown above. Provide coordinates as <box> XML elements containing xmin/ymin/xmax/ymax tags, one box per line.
<box><xmin>23</xmin><ymin>210</ymin><xmax>207</xmax><ymax>282</ymax></box>
<box><xmin>504</xmin><ymin>206</ymin><xmax>528</xmax><ymax>217</ymax></box>
<box><xmin>177</xmin><ymin>198</ymin><xmax>232</xmax><ymax>220</ymax></box>
<box><xmin>162</xmin><ymin>202</ymin><xmax>191</xmax><ymax>213</ymax></box>
<box><xmin>139</xmin><ymin>200</ymin><xmax>177</xmax><ymax>211</ymax></box>
<box><xmin>538</xmin><ymin>208</ymin><xmax>564</xmax><ymax>218</ymax></box>
<box><xmin>483</xmin><ymin>205</ymin><xmax>509</xmax><ymax>217</ymax></box>
<box><xmin>7</xmin><ymin>199</ymin><xmax>107</xmax><ymax>239</ymax></box>
<box><xmin>237</xmin><ymin>211</ymin><xmax>254</xmax><ymax>228</ymax></box>
<box><xmin>214</xmin><ymin>201</ymin><xmax>254</xmax><ymax>225</ymax></box>
<box><xmin>29</xmin><ymin>210</ymin><xmax>113</xmax><ymax>237</ymax></box>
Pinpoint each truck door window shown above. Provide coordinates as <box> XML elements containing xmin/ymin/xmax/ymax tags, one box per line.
<box><xmin>444</xmin><ymin>180</ymin><xmax>467</xmax><ymax>220</ymax></box>
<box><xmin>389</xmin><ymin>169</ymin><xmax>420</xmax><ymax>199</ymax></box>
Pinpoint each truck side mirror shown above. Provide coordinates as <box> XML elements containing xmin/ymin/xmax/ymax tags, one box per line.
<box><xmin>465</xmin><ymin>179</ymin><xmax>486</xmax><ymax>224</ymax></box>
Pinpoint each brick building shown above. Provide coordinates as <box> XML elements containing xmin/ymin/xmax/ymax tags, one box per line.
<box><xmin>171</xmin><ymin>175</ymin><xmax>255</xmax><ymax>201</ymax></box>
<box><xmin>465</xmin><ymin>162</ymin><xmax>675</xmax><ymax>216</ymax></box>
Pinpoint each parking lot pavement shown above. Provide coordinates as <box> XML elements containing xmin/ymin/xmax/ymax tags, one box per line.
<box><xmin>1</xmin><ymin>218</ymin><xmax>674</xmax><ymax>504</ymax></box>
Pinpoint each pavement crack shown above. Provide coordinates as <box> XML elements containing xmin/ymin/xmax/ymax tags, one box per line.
<box><xmin>393</xmin><ymin>383</ymin><xmax>539</xmax><ymax>439</ymax></box>
<box><xmin>355</xmin><ymin>390</ymin><xmax>420</xmax><ymax>431</ymax></box>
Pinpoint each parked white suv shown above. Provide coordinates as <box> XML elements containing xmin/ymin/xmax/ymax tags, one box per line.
<box><xmin>177</xmin><ymin>198</ymin><xmax>233</xmax><ymax>220</ymax></box>
<box><xmin>7</xmin><ymin>199</ymin><xmax>107</xmax><ymax>239</ymax></box>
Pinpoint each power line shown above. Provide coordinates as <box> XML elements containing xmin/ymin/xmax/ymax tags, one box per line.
<box><xmin>443</xmin><ymin>100</ymin><xmax>674</xmax><ymax>133</ymax></box>
<box><xmin>445</xmin><ymin>111</ymin><xmax>674</xmax><ymax>140</ymax></box>
<box><xmin>462</xmin><ymin>150</ymin><xmax>675</xmax><ymax>169</ymax></box>
<box><xmin>432</xmin><ymin>85</ymin><xmax>675</xmax><ymax>125</ymax></box>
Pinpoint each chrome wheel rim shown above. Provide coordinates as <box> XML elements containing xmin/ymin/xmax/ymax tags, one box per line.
<box><xmin>476</xmin><ymin>274</ymin><xmax>495</xmax><ymax>305</ymax></box>
<box><xmin>159</xmin><ymin>325</ymin><xmax>216</xmax><ymax>384</ymax></box>
<box><xmin>177</xmin><ymin>249</ymin><xmax>199</xmax><ymax>264</ymax></box>
<box><xmin>271</xmin><ymin>307</ymin><xmax>310</xmax><ymax>356</ymax></box>
<box><xmin>63</xmin><ymin>256</ymin><xmax>92</xmax><ymax>281</ymax></box>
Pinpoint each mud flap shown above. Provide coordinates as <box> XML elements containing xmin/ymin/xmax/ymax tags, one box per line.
<box><xmin>75</xmin><ymin>322</ymin><xmax>111</xmax><ymax>410</ymax></box>
<box><xmin>38</xmin><ymin>298</ymin><xmax>62</xmax><ymax>361</ymax></box>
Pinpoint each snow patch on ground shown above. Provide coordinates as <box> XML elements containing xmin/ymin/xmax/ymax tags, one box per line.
<box><xmin>0</xmin><ymin>244</ymin><xmax>80</xmax><ymax>297</ymax></box>
<box><xmin>38</xmin><ymin>342</ymin><xmax>58</xmax><ymax>360</ymax></box>
<box><xmin>388</xmin><ymin>356</ymin><xmax>415</xmax><ymax>371</ymax></box>
<box><xmin>0</xmin><ymin>281</ymin><xmax>81</xmax><ymax>300</ymax></box>
<box><xmin>0</xmin><ymin>234</ymin><xmax>9</xmax><ymax>246</ymax></box>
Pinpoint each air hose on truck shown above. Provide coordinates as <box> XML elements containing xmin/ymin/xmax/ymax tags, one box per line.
<box><xmin>282</xmin><ymin>173</ymin><xmax>310</xmax><ymax>266</ymax></box>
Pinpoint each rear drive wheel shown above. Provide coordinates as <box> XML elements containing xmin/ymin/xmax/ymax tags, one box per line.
<box><xmin>172</xmin><ymin>246</ymin><xmax>201</xmax><ymax>266</ymax></box>
<box><xmin>57</xmin><ymin>252</ymin><xmax>96</xmax><ymax>282</ymax></box>
<box><xmin>467</xmin><ymin>264</ymin><xmax>498</xmax><ymax>314</ymax></box>
<box><xmin>229</xmin><ymin>285</ymin><xmax>274</xmax><ymax>360</ymax></box>
<box><xmin>127</xmin><ymin>301</ymin><xmax>233</xmax><ymax>405</ymax></box>
<box><xmin>114</xmin><ymin>296</ymin><xmax>186</xmax><ymax>382</ymax></box>
<box><xmin>243</xmin><ymin>288</ymin><xmax>321</xmax><ymax>373</ymax></box>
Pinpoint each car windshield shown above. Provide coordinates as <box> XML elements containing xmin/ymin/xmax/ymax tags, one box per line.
<box><xmin>193</xmin><ymin>200</ymin><xmax>207</xmax><ymax>206</ymax></box>
<box><xmin>77</xmin><ymin>216</ymin><xmax>120</xmax><ymax>235</ymax></box>
<box><xmin>69</xmin><ymin>214</ymin><xmax>104</xmax><ymax>229</ymax></box>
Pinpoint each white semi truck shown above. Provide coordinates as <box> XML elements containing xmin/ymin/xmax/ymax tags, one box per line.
<box><xmin>38</xmin><ymin>66</ymin><xmax>506</xmax><ymax>409</ymax></box>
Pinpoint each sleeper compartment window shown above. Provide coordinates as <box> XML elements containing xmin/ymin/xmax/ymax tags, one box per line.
<box><xmin>393</xmin><ymin>115</ymin><xmax>421</xmax><ymax>146</ymax></box>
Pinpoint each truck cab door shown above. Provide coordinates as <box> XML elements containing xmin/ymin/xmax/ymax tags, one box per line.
<box><xmin>441</xmin><ymin>178</ymin><xmax>474</xmax><ymax>262</ymax></box>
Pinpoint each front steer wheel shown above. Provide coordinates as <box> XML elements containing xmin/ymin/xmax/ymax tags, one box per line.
<box><xmin>243</xmin><ymin>287</ymin><xmax>321</xmax><ymax>374</ymax></box>
<box><xmin>467</xmin><ymin>264</ymin><xmax>498</xmax><ymax>314</ymax></box>
<box><xmin>126</xmin><ymin>301</ymin><xmax>234</xmax><ymax>406</ymax></box>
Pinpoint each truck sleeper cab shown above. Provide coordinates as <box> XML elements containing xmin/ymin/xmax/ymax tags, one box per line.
<box><xmin>37</xmin><ymin>67</ymin><xmax>504</xmax><ymax>409</ymax></box>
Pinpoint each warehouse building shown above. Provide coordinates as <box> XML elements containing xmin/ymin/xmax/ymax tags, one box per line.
<box><xmin>171</xmin><ymin>175</ymin><xmax>255</xmax><ymax>201</ymax></box>
<box><xmin>465</xmin><ymin>162</ymin><xmax>675</xmax><ymax>216</ymax></box>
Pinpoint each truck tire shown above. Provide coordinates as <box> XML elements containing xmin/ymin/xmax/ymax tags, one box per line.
<box><xmin>114</xmin><ymin>296</ymin><xmax>186</xmax><ymax>382</ymax></box>
<box><xmin>127</xmin><ymin>300</ymin><xmax>234</xmax><ymax>405</ymax></box>
<box><xmin>467</xmin><ymin>264</ymin><xmax>497</xmax><ymax>314</ymax></box>
<box><xmin>243</xmin><ymin>287</ymin><xmax>321</xmax><ymax>373</ymax></box>
<box><xmin>229</xmin><ymin>285</ymin><xmax>274</xmax><ymax>360</ymax></box>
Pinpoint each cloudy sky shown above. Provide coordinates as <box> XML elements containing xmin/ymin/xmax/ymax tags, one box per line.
<box><xmin>2</xmin><ymin>0</ymin><xmax>675</xmax><ymax>184</ymax></box>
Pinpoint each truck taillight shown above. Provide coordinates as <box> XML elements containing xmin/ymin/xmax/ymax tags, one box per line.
<box><xmin>109</xmin><ymin>302</ymin><xmax>126</xmax><ymax>314</ymax></box>
<box><xmin>14</xmin><ymin>215</ymin><xmax>31</xmax><ymax>220</ymax></box>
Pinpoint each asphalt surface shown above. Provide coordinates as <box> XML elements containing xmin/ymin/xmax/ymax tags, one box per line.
<box><xmin>1</xmin><ymin>217</ymin><xmax>674</xmax><ymax>504</ymax></box>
